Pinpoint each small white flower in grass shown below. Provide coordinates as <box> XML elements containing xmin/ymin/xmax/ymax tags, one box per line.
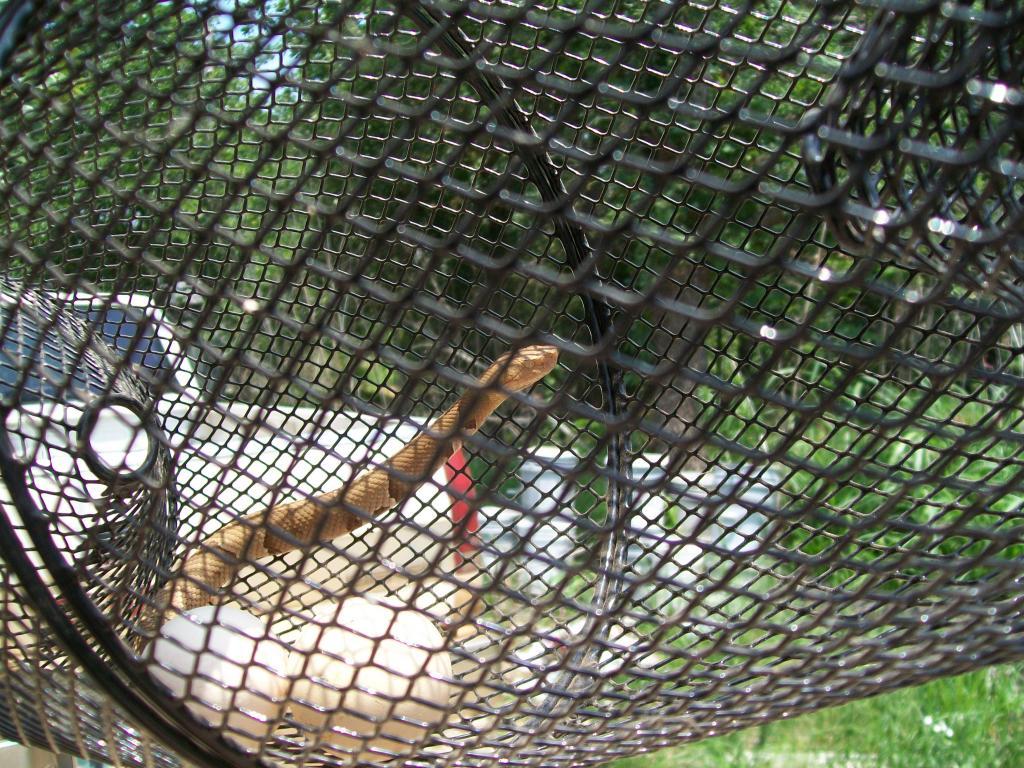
<box><xmin>923</xmin><ymin>715</ymin><xmax>953</xmax><ymax>737</ymax></box>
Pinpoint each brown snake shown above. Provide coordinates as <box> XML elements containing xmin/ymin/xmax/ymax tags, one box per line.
<box><xmin>159</xmin><ymin>345</ymin><xmax>559</xmax><ymax>616</ymax></box>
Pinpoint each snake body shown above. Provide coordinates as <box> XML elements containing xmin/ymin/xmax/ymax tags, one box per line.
<box><xmin>162</xmin><ymin>345</ymin><xmax>558</xmax><ymax>614</ymax></box>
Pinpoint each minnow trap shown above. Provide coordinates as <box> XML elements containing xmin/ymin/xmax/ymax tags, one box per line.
<box><xmin>0</xmin><ymin>1</ymin><xmax>1021</xmax><ymax>767</ymax></box>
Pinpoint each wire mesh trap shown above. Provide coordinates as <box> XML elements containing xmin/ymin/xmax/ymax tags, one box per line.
<box><xmin>0</xmin><ymin>0</ymin><xmax>1022</xmax><ymax>766</ymax></box>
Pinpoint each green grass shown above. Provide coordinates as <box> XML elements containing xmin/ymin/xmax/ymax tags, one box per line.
<box><xmin>608</xmin><ymin>664</ymin><xmax>1024</xmax><ymax>768</ymax></box>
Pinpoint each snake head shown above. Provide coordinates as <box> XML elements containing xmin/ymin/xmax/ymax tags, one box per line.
<box><xmin>482</xmin><ymin>345</ymin><xmax>560</xmax><ymax>391</ymax></box>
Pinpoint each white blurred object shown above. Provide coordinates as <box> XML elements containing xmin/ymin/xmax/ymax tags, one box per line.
<box><xmin>629</xmin><ymin>459</ymin><xmax>775</xmax><ymax>554</ymax></box>
<box><xmin>687</xmin><ymin>467</ymin><xmax>774</xmax><ymax>556</ymax></box>
<box><xmin>288</xmin><ymin>597</ymin><xmax>454</xmax><ymax>760</ymax></box>
<box><xmin>625</xmin><ymin>454</ymin><xmax>683</xmax><ymax>578</ymax></box>
<box><xmin>516</xmin><ymin>448</ymin><xmax>581</xmax><ymax>585</ymax></box>
<box><xmin>148</xmin><ymin>606</ymin><xmax>290</xmax><ymax>752</ymax></box>
<box><xmin>480</xmin><ymin>446</ymin><xmax>581</xmax><ymax>593</ymax></box>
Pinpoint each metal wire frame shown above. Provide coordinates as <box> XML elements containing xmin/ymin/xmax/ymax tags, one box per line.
<box><xmin>0</xmin><ymin>0</ymin><xmax>1020</xmax><ymax>767</ymax></box>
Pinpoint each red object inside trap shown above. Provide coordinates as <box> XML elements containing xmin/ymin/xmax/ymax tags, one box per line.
<box><xmin>444</xmin><ymin>447</ymin><xmax>478</xmax><ymax>567</ymax></box>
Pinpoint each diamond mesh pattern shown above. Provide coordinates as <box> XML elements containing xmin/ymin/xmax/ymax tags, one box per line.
<box><xmin>0</xmin><ymin>1</ymin><xmax>1021</xmax><ymax>767</ymax></box>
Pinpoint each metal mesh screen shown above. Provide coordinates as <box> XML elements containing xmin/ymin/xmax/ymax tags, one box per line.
<box><xmin>0</xmin><ymin>0</ymin><xmax>1021</xmax><ymax>766</ymax></box>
